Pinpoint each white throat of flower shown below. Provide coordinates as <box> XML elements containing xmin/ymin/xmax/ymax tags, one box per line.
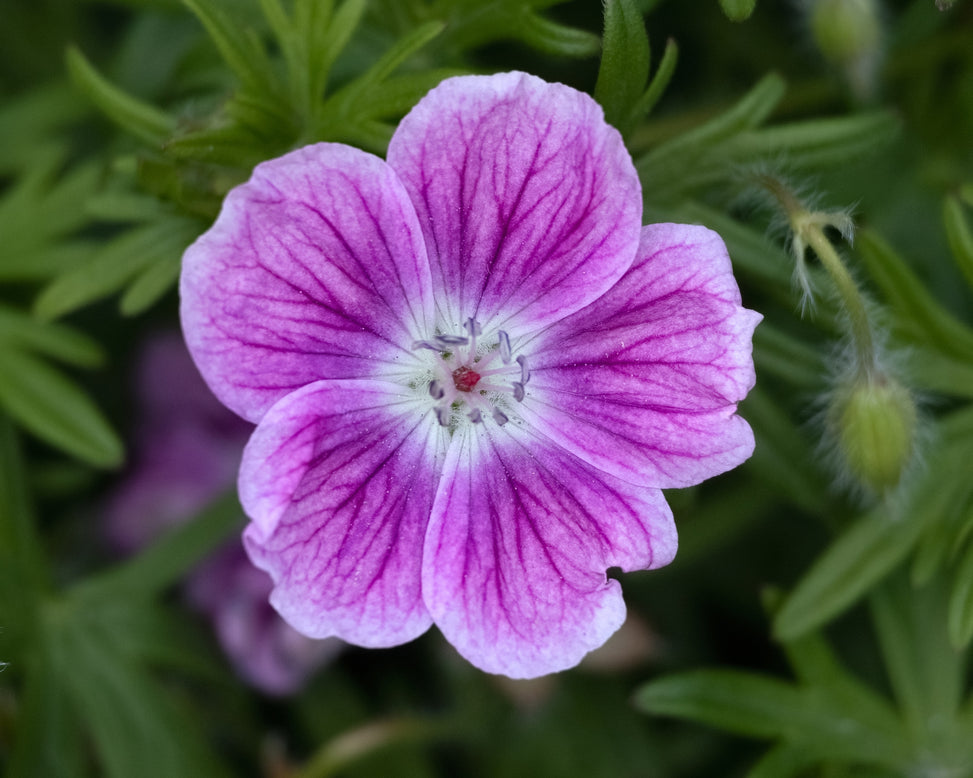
<box><xmin>412</xmin><ymin>318</ymin><xmax>530</xmax><ymax>431</ymax></box>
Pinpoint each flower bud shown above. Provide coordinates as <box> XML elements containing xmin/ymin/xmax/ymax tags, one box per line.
<box><xmin>809</xmin><ymin>0</ymin><xmax>882</xmax><ymax>98</ymax></box>
<box><xmin>832</xmin><ymin>374</ymin><xmax>917</xmax><ymax>493</ymax></box>
<box><xmin>810</xmin><ymin>0</ymin><xmax>881</xmax><ymax>64</ymax></box>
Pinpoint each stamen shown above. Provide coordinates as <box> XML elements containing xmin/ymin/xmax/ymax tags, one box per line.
<box><xmin>412</xmin><ymin>339</ymin><xmax>440</xmax><ymax>351</ymax></box>
<box><xmin>516</xmin><ymin>354</ymin><xmax>530</xmax><ymax>384</ymax></box>
<box><xmin>492</xmin><ymin>408</ymin><xmax>509</xmax><ymax>426</ymax></box>
<box><xmin>429</xmin><ymin>380</ymin><xmax>445</xmax><ymax>400</ymax></box>
<box><xmin>434</xmin><ymin>405</ymin><xmax>451</xmax><ymax>427</ymax></box>
<box><xmin>512</xmin><ymin>382</ymin><xmax>525</xmax><ymax>402</ymax></box>
<box><xmin>468</xmin><ymin>408</ymin><xmax>483</xmax><ymax>424</ymax></box>
<box><xmin>435</xmin><ymin>334</ymin><xmax>469</xmax><ymax>347</ymax></box>
<box><xmin>498</xmin><ymin>331</ymin><xmax>512</xmax><ymax>363</ymax></box>
<box><xmin>463</xmin><ymin>318</ymin><xmax>482</xmax><ymax>337</ymax></box>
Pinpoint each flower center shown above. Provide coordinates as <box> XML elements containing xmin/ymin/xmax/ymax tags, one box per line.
<box><xmin>412</xmin><ymin>318</ymin><xmax>530</xmax><ymax>428</ymax></box>
<box><xmin>452</xmin><ymin>365</ymin><xmax>481</xmax><ymax>392</ymax></box>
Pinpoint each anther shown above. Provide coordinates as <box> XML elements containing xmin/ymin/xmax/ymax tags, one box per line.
<box><xmin>429</xmin><ymin>380</ymin><xmax>445</xmax><ymax>400</ymax></box>
<box><xmin>468</xmin><ymin>409</ymin><xmax>483</xmax><ymax>424</ymax></box>
<box><xmin>498</xmin><ymin>331</ymin><xmax>512</xmax><ymax>363</ymax></box>
<box><xmin>412</xmin><ymin>339</ymin><xmax>440</xmax><ymax>351</ymax></box>
<box><xmin>434</xmin><ymin>405</ymin><xmax>451</xmax><ymax>427</ymax></box>
<box><xmin>512</xmin><ymin>382</ymin><xmax>525</xmax><ymax>402</ymax></box>
<box><xmin>492</xmin><ymin>408</ymin><xmax>509</xmax><ymax>426</ymax></box>
<box><xmin>463</xmin><ymin>318</ymin><xmax>482</xmax><ymax>337</ymax></box>
<box><xmin>516</xmin><ymin>355</ymin><xmax>530</xmax><ymax>384</ymax></box>
<box><xmin>435</xmin><ymin>334</ymin><xmax>469</xmax><ymax>347</ymax></box>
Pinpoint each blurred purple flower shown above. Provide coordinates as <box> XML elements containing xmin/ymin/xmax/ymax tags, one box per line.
<box><xmin>106</xmin><ymin>333</ymin><xmax>338</xmax><ymax>695</ymax></box>
<box><xmin>181</xmin><ymin>72</ymin><xmax>760</xmax><ymax>678</ymax></box>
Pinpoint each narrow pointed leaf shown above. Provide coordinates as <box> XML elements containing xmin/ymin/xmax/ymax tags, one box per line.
<box><xmin>594</xmin><ymin>0</ymin><xmax>650</xmax><ymax>132</ymax></box>
<box><xmin>119</xmin><ymin>251</ymin><xmax>181</xmax><ymax>315</ymax></box>
<box><xmin>0</xmin><ymin>305</ymin><xmax>104</xmax><ymax>367</ymax></box>
<box><xmin>34</xmin><ymin>217</ymin><xmax>200</xmax><ymax>320</ymax></box>
<box><xmin>948</xmin><ymin>540</ymin><xmax>973</xmax><ymax>649</ymax></box>
<box><xmin>66</xmin><ymin>46</ymin><xmax>174</xmax><ymax>146</ymax></box>
<box><xmin>944</xmin><ymin>195</ymin><xmax>973</xmax><ymax>291</ymax></box>
<box><xmin>0</xmin><ymin>347</ymin><xmax>122</xmax><ymax>467</ymax></box>
<box><xmin>514</xmin><ymin>11</ymin><xmax>601</xmax><ymax>58</ymax></box>
<box><xmin>857</xmin><ymin>229</ymin><xmax>973</xmax><ymax>362</ymax></box>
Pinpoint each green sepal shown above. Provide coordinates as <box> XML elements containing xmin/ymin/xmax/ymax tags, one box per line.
<box><xmin>594</xmin><ymin>0</ymin><xmax>650</xmax><ymax>135</ymax></box>
<box><xmin>943</xmin><ymin>194</ymin><xmax>973</xmax><ymax>291</ymax></box>
<box><xmin>34</xmin><ymin>216</ymin><xmax>202</xmax><ymax>320</ymax></box>
<box><xmin>0</xmin><ymin>347</ymin><xmax>123</xmax><ymax>468</ymax></box>
<box><xmin>719</xmin><ymin>0</ymin><xmax>757</xmax><ymax>21</ymax></box>
<box><xmin>66</xmin><ymin>46</ymin><xmax>175</xmax><ymax>146</ymax></box>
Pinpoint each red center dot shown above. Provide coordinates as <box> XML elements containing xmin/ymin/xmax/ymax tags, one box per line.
<box><xmin>452</xmin><ymin>365</ymin><xmax>481</xmax><ymax>392</ymax></box>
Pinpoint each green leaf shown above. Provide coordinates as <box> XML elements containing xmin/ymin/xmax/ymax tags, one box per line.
<box><xmin>870</xmin><ymin>574</ymin><xmax>965</xmax><ymax>739</ymax></box>
<box><xmin>119</xmin><ymin>250</ymin><xmax>182</xmax><ymax>315</ymax></box>
<box><xmin>75</xmin><ymin>490</ymin><xmax>243</xmax><ymax>600</ymax></box>
<box><xmin>629</xmin><ymin>37</ymin><xmax>678</xmax><ymax>124</ymax></box>
<box><xmin>66</xmin><ymin>46</ymin><xmax>175</xmax><ymax>146</ymax></box>
<box><xmin>34</xmin><ymin>216</ymin><xmax>201</xmax><ymax>320</ymax></box>
<box><xmin>719</xmin><ymin>0</ymin><xmax>756</xmax><ymax>21</ymax></box>
<box><xmin>856</xmin><ymin>229</ymin><xmax>973</xmax><ymax>363</ymax></box>
<box><xmin>513</xmin><ymin>9</ymin><xmax>601</xmax><ymax>58</ymax></box>
<box><xmin>745</xmin><ymin>745</ymin><xmax>816</xmax><ymax>778</ymax></box>
<box><xmin>181</xmin><ymin>0</ymin><xmax>279</xmax><ymax>99</ymax></box>
<box><xmin>594</xmin><ymin>0</ymin><xmax>650</xmax><ymax>133</ymax></box>
<box><xmin>775</xmin><ymin>411</ymin><xmax>973</xmax><ymax>640</ymax></box>
<box><xmin>42</xmin><ymin>598</ymin><xmax>231</xmax><ymax>778</ymax></box>
<box><xmin>5</xmin><ymin>645</ymin><xmax>86</xmax><ymax>778</ymax></box>
<box><xmin>0</xmin><ymin>304</ymin><xmax>104</xmax><ymax>367</ymax></box>
<box><xmin>944</xmin><ymin>194</ymin><xmax>973</xmax><ymax>291</ymax></box>
<box><xmin>948</xmin><ymin>540</ymin><xmax>973</xmax><ymax>649</ymax></box>
<box><xmin>637</xmin><ymin>73</ymin><xmax>786</xmax><ymax>185</ymax></box>
<box><xmin>0</xmin><ymin>347</ymin><xmax>123</xmax><ymax>467</ymax></box>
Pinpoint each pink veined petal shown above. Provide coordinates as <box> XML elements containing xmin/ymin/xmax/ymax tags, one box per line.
<box><xmin>240</xmin><ymin>379</ymin><xmax>448</xmax><ymax>648</ymax></box>
<box><xmin>180</xmin><ymin>143</ymin><xmax>435</xmax><ymax>424</ymax></box>
<box><xmin>521</xmin><ymin>223</ymin><xmax>761</xmax><ymax>489</ymax></box>
<box><xmin>423</xmin><ymin>424</ymin><xmax>676</xmax><ymax>679</ymax></box>
<box><xmin>387</xmin><ymin>71</ymin><xmax>642</xmax><ymax>337</ymax></box>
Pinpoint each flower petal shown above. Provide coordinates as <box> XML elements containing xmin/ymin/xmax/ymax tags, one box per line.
<box><xmin>522</xmin><ymin>223</ymin><xmax>761</xmax><ymax>488</ymax></box>
<box><xmin>180</xmin><ymin>143</ymin><xmax>435</xmax><ymax>423</ymax></box>
<box><xmin>241</xmin><ymin>379</ymin><xmax>447</xmax><ymax>647</ymax></box>
<box><xmin>423</xmin><ymin>425</ymin><xmax>675</xmax><ymax>678</ymax></box>
<box><xmin>387</xmin><ymin>72</ymin><xmax>642</xmax><ymax>336</ymax></box>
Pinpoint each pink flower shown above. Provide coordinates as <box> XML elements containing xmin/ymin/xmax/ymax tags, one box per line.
<box><xmin>180</xmin><ymin>72</ymin><xmax>760</xmax><ymax>678</ymax></box>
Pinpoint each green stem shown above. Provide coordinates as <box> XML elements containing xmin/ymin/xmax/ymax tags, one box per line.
<box><xmin>801</xmin><ymin>222</ymin><xmax>877</xmax><ymax>377</ymax></box>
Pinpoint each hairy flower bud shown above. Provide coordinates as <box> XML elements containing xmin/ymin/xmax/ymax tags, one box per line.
<box><xmin>832</xmin><ymin>374</ymin><xmax>917</xmax><ymax>493</ymax></box>
<box><xmin>809</xmin><ymin>0</ymin><xmax>882</xmax><ymax>98</ymax></box>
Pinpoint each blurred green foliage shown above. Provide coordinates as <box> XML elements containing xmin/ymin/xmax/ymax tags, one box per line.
<box><xmin>2</xmin><ymin>0</ymin><xmax>973</xmax><ymax>776</ymax></box>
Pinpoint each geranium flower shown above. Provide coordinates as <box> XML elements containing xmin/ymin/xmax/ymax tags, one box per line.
<box><xmin>181</xmin><ymin>72</ymin><xmax>760</xmax><ymax>678</ymax></box>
